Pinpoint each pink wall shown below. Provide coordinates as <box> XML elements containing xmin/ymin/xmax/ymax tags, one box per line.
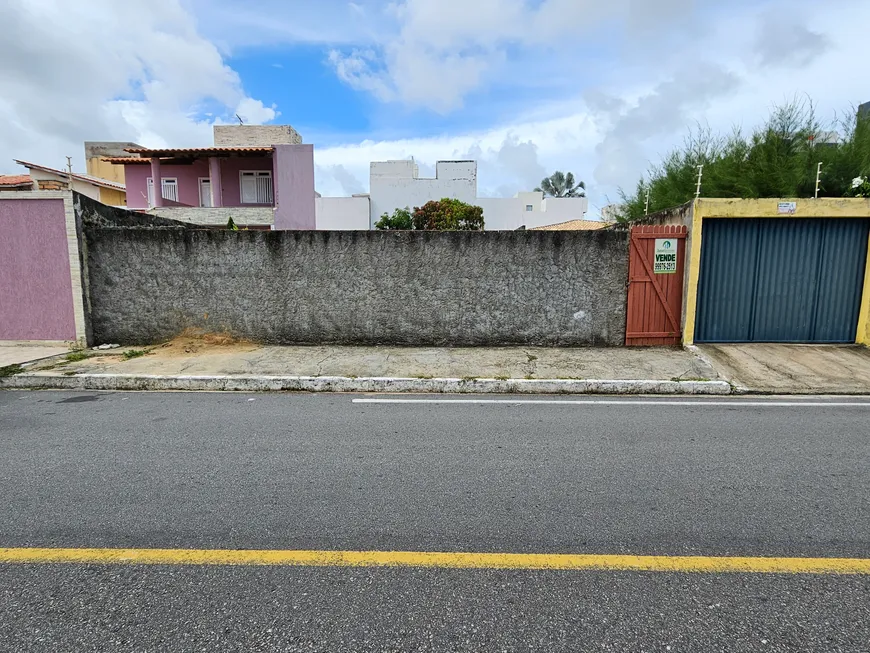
<box><xmin>124</xmin><ymin>157</ymin><xmax>274</xmax><ymax>209</ymax></box>
<box><xmin>0</xmin><ymin>198</ymin><xmax>76</xmax><ymax>340</ymax></box>
<box><xmin>220</xmin><ymin>157</ymin><xmax>273</xmax><ymax>207</ymax></box>
<box><xmin>273</xmin><ymin>144</ymin><xmax>316</xmax><ymax>229</ymax></box>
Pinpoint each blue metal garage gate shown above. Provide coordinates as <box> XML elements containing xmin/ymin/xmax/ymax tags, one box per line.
<box><xmin>695</xmin><ymin>218</ymin><xmax>870</xmax><ymax>343</ymax></box>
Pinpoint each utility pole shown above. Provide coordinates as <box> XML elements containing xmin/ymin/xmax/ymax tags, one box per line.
<box><xmin>814</xmin><ymin>162</ymin><xmax>823</xmax><ymax>199</ymax></box>
<box><xmin>695</xmin><ymin>165</ymin><xmax>704</xmax><ymax>199</ymax></box>
<box><xmin>644</xmin><ymin>187</ymin><xmax>651</xmax><ymax>215</ymax></box>
<box><xmin>66</xmin><ymin>156</ymin><xmax>75</xmax><ymax>193</ymax></box>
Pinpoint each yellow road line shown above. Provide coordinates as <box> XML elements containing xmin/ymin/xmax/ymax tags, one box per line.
<box><xmin>0</xmin><ymin>548</ymin><xmax>869</xmax><ymax>574</ymax></box>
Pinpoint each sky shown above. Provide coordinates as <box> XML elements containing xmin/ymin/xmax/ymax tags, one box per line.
<box><xmin>1</xmin><ymin>0</ymin><xmax>866</xmax><ymax>217</ymax></box>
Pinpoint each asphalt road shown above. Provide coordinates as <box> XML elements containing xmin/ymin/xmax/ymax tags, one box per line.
<box><xmin>1</xmin><ymin>391</ymin><xmax>869</xmax><ymax>651</ymax></box>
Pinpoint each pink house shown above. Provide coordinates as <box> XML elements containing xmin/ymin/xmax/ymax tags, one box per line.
<box><xmin>105</xmin><ymin>125</ymin><xmax>316</xmax><ymax>230</ymax></box>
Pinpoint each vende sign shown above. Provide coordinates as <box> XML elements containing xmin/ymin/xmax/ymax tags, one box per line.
<box><xmin>653</xmin><ymin>238</ymin><xmax>678</xmax><ymax>274</ymax></box>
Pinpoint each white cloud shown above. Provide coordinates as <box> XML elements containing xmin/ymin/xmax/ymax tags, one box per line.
<box><xmin>4</xmin><ymin>0</ymin><xmax>866</xmax><ymax>222</ymax></box>
<box><xmin>313</xmin><ymin>115</ymin><xmax>599</xmax><ymax>200</ymax></box>
<box><xmin>326</xmin><ymin>0</ymin><xmax>708</xmax><ymax>112</ymax></box>
<box><xmin>186</xmin><ymin>0</ymin><xmax>376</xmax><ymax>49</ymax></box>
<box><xmin>752</xmin><ymin>11</ymin><xmax>830</xmax><ymax>68</ymax></box>
<box><xmin>234</xmin><ymin>98</ymin><xmax>280</xmax><ymax>125</ymax></box>
<box><xmin>0</xmin><ymin>0</ymin><xmax>273</xmax><ymax>172</ymax></box>
<box><xmin>314</xmin><ymin>0</ymin><xmax>868</xmax><ymax>214</ymax></box>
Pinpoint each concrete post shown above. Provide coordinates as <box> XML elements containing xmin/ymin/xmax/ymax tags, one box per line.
<box><xmin>272</xmin><ymin>144</ymin><xmax>316</xmax><ymax>230</ymax></box>
<box><xmin>208</xmin><ymin>156</ymin><xmax>223</xmax><ymax>208</ymax></box>
<box><xmin>149</xmin><ymin>157</ymin><xmax>162</xmax><ymax>207</ymax></box>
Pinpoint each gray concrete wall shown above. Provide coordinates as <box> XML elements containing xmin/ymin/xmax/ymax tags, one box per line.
<box><xmin>83</xmin><ymin>229</ymin><xmax>629</xmax><ymax>347</ymax></box>
<box><xmin>84</xmin><ymin>142</ymin><xmax>144</xmax><ymax>158</ymax></box>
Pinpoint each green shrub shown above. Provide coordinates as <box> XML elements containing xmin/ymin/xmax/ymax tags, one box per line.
<box><xmin>376</xmin><ymin>199</ymin><xmax>486</xmax><ymax>231</ymax></box>
<box><xmin>411</xmin><ymin>198</ymin><xmax>485</xmax><ymax>231</ymax></box>
<box><xmin>375</xmin><ymin>207</ymin><xmax>413</xmax><ymax>230</ymax></box>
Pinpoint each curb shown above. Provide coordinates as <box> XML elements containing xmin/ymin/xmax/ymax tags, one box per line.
<box><xmin>685</xmin><ymin>344</ymin><xmax>751</xmax><ymax>395</ymax></box>
<box><xmin>0</xmin><ymin>374</ymin><xmax>732</xmax><ymax>395</ymax></box>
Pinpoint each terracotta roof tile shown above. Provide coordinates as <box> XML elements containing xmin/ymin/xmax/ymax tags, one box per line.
<box><xmin>13</xmin><ymin>160</ymin><xmax>125</xmax><ymax>191</ymax></box>
<box><xmin>531</xmin><ymin>219</ymin><xmax>608</xmax><ymax>231</ymax></box>
<box><xmin>0</xmin><ymin>174</ymin><xmax>32</xmax><ymax>187</ymax></box>
<box><xmin>123</xmin><ymin>146</ymin><xmax>274</xmax><ymax>155</ymax></box>
<box><xmin>104</xmin><ymin>146</ymin><xmax>274</xmax><ymax>164</ymax></box>
<box><xmin>102</xmin><ymin>157</ymin><xmax>152</xmax><ymax>164</ymax></box>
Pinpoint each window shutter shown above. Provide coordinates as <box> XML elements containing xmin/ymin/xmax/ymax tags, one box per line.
<box><xmin>161</xmin><ymin>179</ymin><xmax>178</xmax><ymax>202</ymax></box>
<box><xmin>240</xmin><ymin>172</ymin><xmax>272</xmax><ymax>204</ymax></box>
<box><xmin>199</xmin><ymin>179</ymin><xmax>212</xmax><ymax>207</ymax></box>
<box><xmin>257</xmin><ymin>173</ymin><xmax>273</xmax><ymax>204</ymax></box>
<box><xmin>147</xmin><ymin>177</ymin><xmax>178</xmax><ymax>205</ymax></box>
<box><xmin>241</xmin><ymin>173</ymin><xmax>257</xmax><ymax>203</ymax></box>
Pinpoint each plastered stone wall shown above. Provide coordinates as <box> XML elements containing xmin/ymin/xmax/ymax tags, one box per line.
<box><xmin>83</xmin><ymin>229</ymin><xmax>629</xmax><ymax>346</ymax></box>
<box><xmin>213</xmin><ymin>125</ymin><xmax>302</xmax><ymax>146</ymax></box>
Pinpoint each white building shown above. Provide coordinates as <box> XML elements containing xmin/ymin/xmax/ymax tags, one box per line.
<box><xmin>367</xmin><ymin>159</ymin><xmax>588</xmax><ymax>230</ymax></box>
<box><xmin>369</xmin><ymin>160</ymin><xmax>477</xmax><ymax>229</ymax></box>
<box><xmin>316</xmin><ymin>193</ymin><xmax>370</xmax><ymax>230</ymax></box>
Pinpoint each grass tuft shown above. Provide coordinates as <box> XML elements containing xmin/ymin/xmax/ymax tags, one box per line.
<box><xmin>123</xmin><ymin>349</ymin><xmax>149</xmax><ymax>360</ymax></box>
<box><xmin>0</xmin><ymin>364</ymin><xmax>24</xmax><ymax>378</ymax></box>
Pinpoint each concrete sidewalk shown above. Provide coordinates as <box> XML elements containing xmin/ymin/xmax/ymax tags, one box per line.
<box><xmin>0</xmin><ymin>342</ymin><xmax>70</xmax><ymax>368</ymax></box>
<box><xmin>5</xmin><ymin>337</ymin><xmax>869</xmax><ymax>395</ymax></box>
<box><xmin>0</xmin><ymin>335</ymin><xmax>728</xmax><ymax>395</ymax></box>
<box><xmin>697</xmin><ymin>344</ymin><xmax>870</xmax><ymax>394</ymax></box>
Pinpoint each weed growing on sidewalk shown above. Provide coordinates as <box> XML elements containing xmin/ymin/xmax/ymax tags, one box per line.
<box><xmin>123</xmin><ymin>349</ymin><xmax>149</xmax><ymax>360</ymax></box>
<box><xmin>65</xmin><ymin>351</ymin><xmax>89</xmax><ymax>362</ymax></box>
<box><xmin>0</xmin><ymin>364</ymin><xmax>24</xmax><ymax>378</ymax></box>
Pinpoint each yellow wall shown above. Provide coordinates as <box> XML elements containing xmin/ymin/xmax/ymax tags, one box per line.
<box><xmin>98</xmin><ymin>187</ymin><xmax>126</xmax><ymax>206</ymax></box>
<box><xmin>86</xmin><ymin>157</ymin><xmax>126</xmax><ymax>185</ymax></box>
<box><xmin>87</xmin><ymin>156</ymin><xmax>127</xmax><ymax>206</ymax></box>
<box><xmin>683</xmin><ymin>198</ymin><xmax>870</xmax><ymax>346</ymax></box>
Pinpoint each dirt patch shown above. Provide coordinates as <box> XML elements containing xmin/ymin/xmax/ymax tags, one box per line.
<box><xmin>154</xmin><ymin>329</ymin><xmax>261</xmax><ymax>359</ymax></box>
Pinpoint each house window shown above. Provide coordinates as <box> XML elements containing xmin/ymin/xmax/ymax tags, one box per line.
<box><xmin>199</xmin><ymin>178</ymin><xmax>212</xmax><ymax>207</ymax></box>
<box><xmin>146</xmin><ymin>177</ymin><xmax>178</xmax><ymax>206</ymax></box>
<box><xmin>240</xmin><ymin>171</ymin><xmax>273</xmax><ymax>204</ymax></box>
<box><xmin>525</xmin><ymin>204</ymin><xmax>534</xmax><ymax>212</ymax></box>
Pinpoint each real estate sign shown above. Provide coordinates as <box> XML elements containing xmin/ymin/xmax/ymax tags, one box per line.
<box><xmin>653</xmin><ymin>238</ymin><xmax>677</xmax><ymax>274</ymax></box>
<box><xmin>777</xmin><ymin>201</ymin><xmax>797</xmax><ymax>215</ymax></box>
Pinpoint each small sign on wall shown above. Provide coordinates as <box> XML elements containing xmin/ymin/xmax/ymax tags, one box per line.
<box><xmin>653</xmin><ymin>239</ymin><xmax>678</xmax><ymax>274</ymax></box>
<box><xmin>778</xmin><ymin>201</ymin><xmax>797</xmax><ymax>215</ymax></box>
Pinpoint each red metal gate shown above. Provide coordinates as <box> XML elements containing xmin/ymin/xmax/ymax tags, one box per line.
<box><xmin>625</xmin><ymin>225</ymin><xmax>688</xmax><ymax>346</ymax></box>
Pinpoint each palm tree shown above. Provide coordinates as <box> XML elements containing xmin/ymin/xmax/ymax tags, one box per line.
<box><xmin>535</xmin><ymin>171</ymin><xmax>586</xmax><ymax>198</ymax></box>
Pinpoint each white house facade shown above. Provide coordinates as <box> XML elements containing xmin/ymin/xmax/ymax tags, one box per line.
<box><xmin>369</xmin><ymin>160</ymin><xmax>477</xmax><ymax>229</ymax></box>
<box><xmin>367</xmin><ymin>159</ymin><xmax>588</xmax><ymax>230</ymax></box>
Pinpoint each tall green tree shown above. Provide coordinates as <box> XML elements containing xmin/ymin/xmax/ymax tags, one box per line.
<box><xmin>617</xmin><ymin>98</ymin><xmax>870</xmax><ymax>223</ymax></box>
<box><xmin>535</xmin><ymin>171</ymin><xmax>586</xmax><ymax>198</ymax></box>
